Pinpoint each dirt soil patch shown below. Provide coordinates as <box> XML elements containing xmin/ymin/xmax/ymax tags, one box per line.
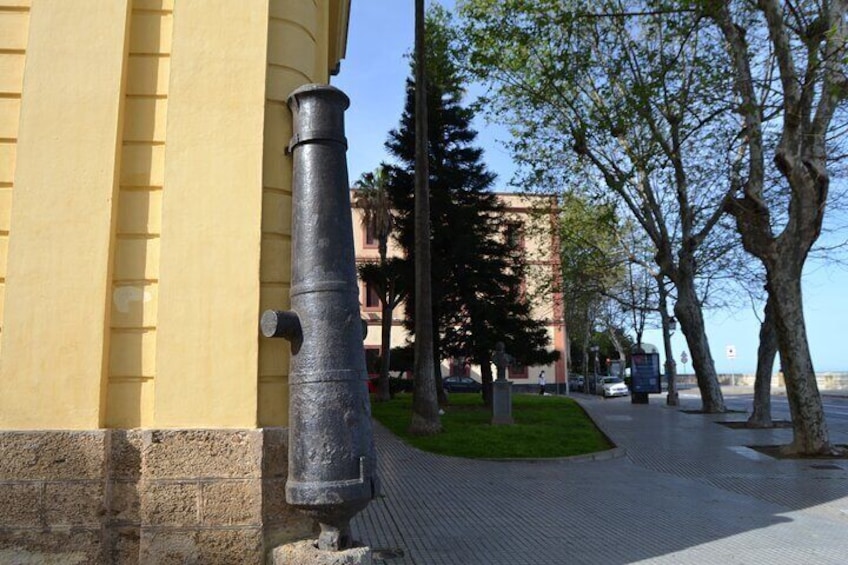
<box><xmin>680</xmin><ymin>409</ymin><xmax>746</xmax><ymax>415</ymax></box>
<box><xmin>716</xmin><ymin>420</ymin><xmax>793</xmax><ymax>429</ymax></box>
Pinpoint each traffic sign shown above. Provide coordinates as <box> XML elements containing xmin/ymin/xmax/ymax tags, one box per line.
<box><xmin>726</xmin><ymin>345</ymin><xmax>736</xmax><ymax>360</ymax></box>
<box><xmin>680</xmin><ymin>351</ymin><xmax>688</xmax><ymax>364</ymax></box>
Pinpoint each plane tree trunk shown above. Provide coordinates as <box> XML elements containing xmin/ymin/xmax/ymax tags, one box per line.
<box><xmin>673</xmin><ymin>266</ymin><xmax>725</xmax><ymax>413</ymax></box>
<box><xmin>748</xmin><ymin>297</ymin><xmax>776</xmax><ymax>428</ymax></box>
<box><xmin>769</xmin><ymin>266</ymin><xmax>831</xmax><ymax>454</ymax></box>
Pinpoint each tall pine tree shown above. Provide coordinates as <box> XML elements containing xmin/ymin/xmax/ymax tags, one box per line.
<box><xmin>386</xmin><ymin>7</ymin><xmax>557</xmax><ymax>405</ymax></box>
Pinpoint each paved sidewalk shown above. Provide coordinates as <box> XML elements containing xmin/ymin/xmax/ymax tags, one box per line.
<box><xmin>351</xmin><ymin>391</ymin><xmax>848</xmax><ymax>564</ymax></box>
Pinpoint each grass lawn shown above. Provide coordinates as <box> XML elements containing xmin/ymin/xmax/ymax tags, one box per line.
<box><xmin>370</xmin><ymin>393</ymin><xmax>613</xmax><ymax>459</ymax></box>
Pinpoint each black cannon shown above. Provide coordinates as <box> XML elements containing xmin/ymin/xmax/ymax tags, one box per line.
<box><xmin>261</xmin><ymin>84</ymin><xmax>377</xmax><ymax>551</ymax></box>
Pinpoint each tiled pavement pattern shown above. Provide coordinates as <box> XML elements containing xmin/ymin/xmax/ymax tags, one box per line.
<box><xmin>351</xmin><ymin>391</ymin><xmax>848</xmax><ymax>564</ymax></box>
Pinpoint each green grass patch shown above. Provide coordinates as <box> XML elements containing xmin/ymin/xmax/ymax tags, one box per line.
<box><xmin>370</xmin><ymin>393</ymin><xmax>613</xmax><ymax>459</ymax></box>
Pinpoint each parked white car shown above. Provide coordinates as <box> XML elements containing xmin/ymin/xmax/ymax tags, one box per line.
<box><xmin>596</xmin><ymin>377</ymin><xmax>629</xmax><ymax>398</ymax></box>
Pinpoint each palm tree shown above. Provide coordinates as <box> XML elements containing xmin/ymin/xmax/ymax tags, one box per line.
<box><xmin>354</xmin><ymin>168</ymin><xmax>395</xmax><ymax>401</ymax></box>
<box><xmin>354</xmin><ymin>168</ymin><xmax>392</xmax><ymax>263</ymax></box>
<box><xmin>409</xmin><ymin>0</ymin><xmax>441</xmax><ymax>435</ymax></box>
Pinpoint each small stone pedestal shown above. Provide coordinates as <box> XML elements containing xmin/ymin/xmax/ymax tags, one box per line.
<box><xmin>272</xmin><ymin>540</ymin><xmax>372</xmax><ymax>565</ymax></box>
<box><xmin>491</xmin><ymin>380</ymin><xmax>514</xmax><ymax>425</ymax></box>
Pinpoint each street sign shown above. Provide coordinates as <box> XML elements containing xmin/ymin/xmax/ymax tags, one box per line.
<box><xmin>726</xmin><ymin>345</ymin><xmax>736</xmax><ymax>360</ymax></box>
<box><xmin>680</xmin><ymin>351</ymin><xmax>689</xmax><ymax>364</ymax></box>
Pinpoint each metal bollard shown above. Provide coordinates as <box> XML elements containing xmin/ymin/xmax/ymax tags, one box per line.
<box><xmin>260</xmin><ymin>84</ymin><xmax>378</xmax><ymax>551</ymax></box>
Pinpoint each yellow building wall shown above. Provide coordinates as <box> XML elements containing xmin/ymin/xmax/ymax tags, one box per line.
<box><xmin>0</xmin><ymin>0</ymin><xmax>349</xmax><ymax>430</ymax></box>
<box><xmin>1</xmin><ymin>0</ymin><xmax>130</xmax><ymax>429</ymax></box>
<box><xmin>152</xmin><ymin>0</ymin><xmax>271</xmax><ymax>429</ymax></box>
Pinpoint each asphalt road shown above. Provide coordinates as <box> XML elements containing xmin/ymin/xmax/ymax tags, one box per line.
<box><xmin>679</xmin><ymin>389</ymin><xmax>848</xmax><ymax>423</ymax></box>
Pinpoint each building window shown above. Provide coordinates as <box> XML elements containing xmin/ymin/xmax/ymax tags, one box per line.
<box><xmin>508</xmin><ymin>363</ymin><xmax>528</xmax><ymax>380</ymax></box>
<box><xmin>364</xmin><ymin>219</ymin><xmax>378</xmax><ymax>248</ymax></box>
<box><xmin>505</xmin><ymin>222</ymin><xmax>525</xmax><ymax>250</ymax></box>
<box><xmin>364</xmin><ymin>280</ymin><xmax>380</xmax><ymax>310</ymax></box>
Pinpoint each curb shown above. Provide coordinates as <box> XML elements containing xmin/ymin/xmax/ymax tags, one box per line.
<box><xmin>480</xmin><ymin>446</ymin><xmax>627</xmax><ymax>463</ymax></box>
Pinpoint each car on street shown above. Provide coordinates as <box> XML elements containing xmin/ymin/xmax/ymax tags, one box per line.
<box><xmin>596</xmin><ymin>376</ymin><xmax>629</xmax><ymax>398</ymax></box>
<box><xmin>568</xmin><ymin>374</ymin><xmax>585</xmax><ymax>392</ymax></box>
<box><xmin>442</xmin><ymin>376</ymin><xmax>483</xmax><ymax>393</ymax></box>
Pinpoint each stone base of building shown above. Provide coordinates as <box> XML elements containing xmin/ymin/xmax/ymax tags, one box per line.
<box><xmin>0</xmin><ymin>428</ymin><xmax>314</xmax><ymax>564</ymax></box>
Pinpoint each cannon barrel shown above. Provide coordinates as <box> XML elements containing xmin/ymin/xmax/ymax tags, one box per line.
<box><xmin>261</xmin><ymin>84</ymin><xmax>377</xmax><ymax>551</ymax></box>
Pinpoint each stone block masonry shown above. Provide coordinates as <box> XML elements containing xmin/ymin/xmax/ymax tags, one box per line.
<box><xmin>0</xmin><ymin>428</ymin><xmax>313</xmax><ymax>564</ymax></box>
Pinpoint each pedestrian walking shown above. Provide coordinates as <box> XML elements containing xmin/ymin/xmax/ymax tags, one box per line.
<box><xmin>538</xmin><ymin>370</ymin><xmax>546</xmax><ymax>395</ymax></box>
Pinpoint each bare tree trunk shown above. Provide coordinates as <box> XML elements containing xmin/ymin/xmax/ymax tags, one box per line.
<box><xmin>604</xmin><ymin>305</ymin><xmax>626</xmax><ymax>380</ymax></box>
<box><xmin>657</xmin><ymin>277</ymin><xmax>678</xmax><ymax>406</ymax></box>
<box><xmin>747</xmin><ymin>296</ymin><xmax>776</xmax><ymax>428</ymax></box>
<box><xmin>409</xmin><ymin>0</ymin><xmax>441</xmax><ymax>435</ymax></box>
<box><xmin>376</xmin><ymin>300</ymin><xmax>393</xmax><ymax>402</ymax></box>
<box><xmin>582</xmin><ymin>348</ymin><xmax>589</xmax><ymax>378</ymax></box>
<box><xmin>606</xmin><ymin>327</ymin><xmax>626</xmax><ymax>367</ymax></box>
<box><xmin>769</xmin><ymin>271</ymin><xmax>831</xmax><ymax>454</ymax></box>
<box><xmin>674</xmin><ymin>277</ymin><xmax>725</xmax><ymax>413</ymax></box>
<box><xmin>581</xmin><ymin>328</ymin><xmax>590</xmax><ymax>390</ymax></box>
<box><xmin>480</xmin><ymin>351</ymin><xmax>493</xmax><ymax>406</ymax></box>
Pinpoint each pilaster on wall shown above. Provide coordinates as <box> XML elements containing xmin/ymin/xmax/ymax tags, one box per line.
<box><xmin>107</xmin><ymin>0</ymin><xmax>174</xmax><ymax>429</ymax></box>
<box><xmin>0</xmin><ymin>1</ymin><xmax>30</xmax><ymax>360</ymax></box>
<box><xmin>153</xmin><ymin>0</ymin><xmax>269</xmax><ymax>428</ymax></box>
<box><xmin>0</xmin><ymin>0</ymin><xmax>132</xmax><ymax>429</ymax></box>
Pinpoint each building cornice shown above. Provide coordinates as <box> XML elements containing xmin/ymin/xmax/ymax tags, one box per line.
<box><xmin>328</xmin><ymin>0</ymin><xmax>351</xmax><ymax>75</ymax></box>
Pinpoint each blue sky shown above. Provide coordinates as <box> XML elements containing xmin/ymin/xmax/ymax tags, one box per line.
<box><xmin>332</xmin><ymin>1</ymin><xmax>848</xmax><ymax>374</ymax></box>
